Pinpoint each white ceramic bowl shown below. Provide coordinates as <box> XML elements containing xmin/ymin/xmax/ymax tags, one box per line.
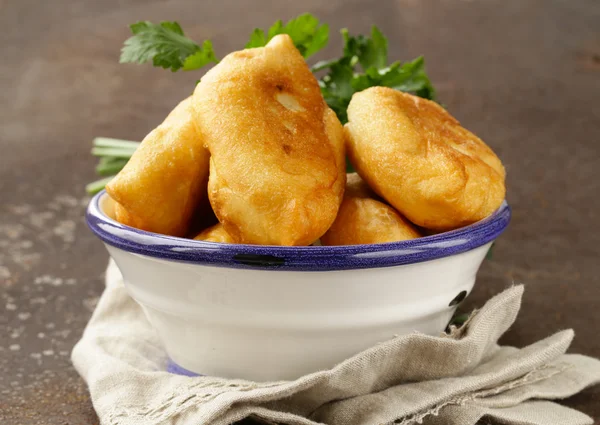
<box><xmin>87</xmin><ymin>191</ymin><xmax>510</xmax><ymax>381</ymax></box>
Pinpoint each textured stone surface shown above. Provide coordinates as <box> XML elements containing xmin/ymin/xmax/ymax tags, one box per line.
<box><xmin>1</xmin><ymin>0</ymin><xmax>599</xmax><ymax>423</ymax></box>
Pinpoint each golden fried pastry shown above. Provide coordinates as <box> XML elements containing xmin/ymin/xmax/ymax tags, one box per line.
<box><xmin>106</xmin><ymin>97</ymin><xmax>210</xmax><ymax>237</ymax></box>
<box><xmin>101</xmin><ymin>194</ymin><xmax>119</xmax><ymax>221</ymax></box>
<box><xmin>321</xmin><ymin>173</ymin><xmax>421</xmax><ymax>245</ymax></box>
<box><xmin>114</xmin><ymin>202</ymin><xmax>142</xmax><ymax>228</ymax></box>
<box><xmin>345</xmin><ymin>87</ymin><xmax>505</xmax><ymax>230</ymax></box>
<box><xmin>193</xmin><ymin>35</ymin><xmax>345</xmax><ymax>246</ymax></box>
<box><xmin>193</xmin><ymin>223</ymin><xmax>235</xmax><ymax>243</ymax></box>
<box><xmin>185</xmin><ymin>198</ymin><xmax>219</xmax><ymax>239</ymax></box>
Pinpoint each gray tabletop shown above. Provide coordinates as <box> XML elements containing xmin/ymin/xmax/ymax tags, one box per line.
<box><xmin>1</xmin><ymin>0</ymin><xmax>599</xmax><ymax>423</ymax></box>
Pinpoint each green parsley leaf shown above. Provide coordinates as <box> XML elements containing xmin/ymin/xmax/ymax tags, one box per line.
<box><xmin>319</xmin><ymin>63</ymin><xmax>354</xmax><ymax>123</ymax></box>
<box><xmin>267</xmin><ymin>20</ymin><xmax>284</xmax><ymax>40</ymax></box>
<box><xmin>337</xmin><ymin>27</ymin><xmax>386</xmax><ymax>70</ymax></box>
<box><xmin>316</xmin><ymin>26</ymin><xmax>390</xmax><ymax>126</ymax></box>
<box><xmin>358</xmin><ymin>26</ymin><xmax>388</xmax><ymax>70</ymax></box>
<box><xmin>310</xmin><ymin>58</ymin><xmax>339</xmax><ymax>72</ymax></box>
<box><xmin>317</xmin><ymin>26</ymin><xmax>436</xmax><ymax>126</ymax></box>
<box><xmin>351</xmin><ymin>57</ymin><xmax>436</xmax><ymax>100</ymax></box>
<box><xmin>183</xmin><ymin>40</ymin><xmax>218</xmax><ymax>71</ymax></box>
<box><xmin>245</xmin><ymin>13</ymin><xmax>329</xmax><ymax>58</ymax></box>
<box><xmin>245</xmin><ymin>28</ymin><xmax>267</xmax><ymax>49</ymax></box>
<box><xmin>120</xmin><ymin>21</ymin><xmax>218</xmax><ymax>72</ymax></box>
<box><xmin>449</xmin><ymin>312</ymin><xmax>470</xmax><ymax>328</ymax></box>
<box><xmin>304</xmin><ymin>24</ymin><xmax>329</xmax><ymax>58</ymax></box>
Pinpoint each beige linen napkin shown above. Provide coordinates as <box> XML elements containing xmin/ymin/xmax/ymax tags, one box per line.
<box><xmin>72</xmin><ymin>260</ymin><xmax>600</xmax><ymax>425</ymax></box>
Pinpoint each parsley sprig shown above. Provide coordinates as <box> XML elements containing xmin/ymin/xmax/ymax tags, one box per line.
<box><xmin>88</xmin><ymin>14</ymin><xmax>437</xmax><ymax>193</ymax></box>
<box><xmin>245</xmin><ymin>14</ymin><xmax>329</xmax><ymax>59</ymax></box>
<box><xmin>120</xmin><ymin>21</ymin><xmax>218</xmax><ymax>71</ymax></box>
<box><xmin>316</xmin><ymin>27</ymin><xmax>435</xmax><ymax>123</ymax></box>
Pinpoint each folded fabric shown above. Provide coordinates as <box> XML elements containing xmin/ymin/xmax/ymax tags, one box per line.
<box><xmin>72</xmin><ymin>261</ymin><xmax>600</xmax><ymax>425</ymax></box>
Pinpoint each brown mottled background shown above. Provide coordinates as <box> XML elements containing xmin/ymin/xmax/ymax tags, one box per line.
<box><xmin>1</xmin><ymin>0</ymin><xmax>599</xmax><ymax>423</ymax></box>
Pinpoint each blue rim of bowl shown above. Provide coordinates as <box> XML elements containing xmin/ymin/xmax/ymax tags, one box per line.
<box><xmin>86</xmin><ymin>190</ymin><xmax>510</xmax><ymax>271</ymax></box>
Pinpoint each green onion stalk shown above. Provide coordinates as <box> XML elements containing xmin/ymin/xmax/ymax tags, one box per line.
<box><xmin>86</xmin><ymin>138</ymin><xmax>140</xmax><ymax>195</ymax></box>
